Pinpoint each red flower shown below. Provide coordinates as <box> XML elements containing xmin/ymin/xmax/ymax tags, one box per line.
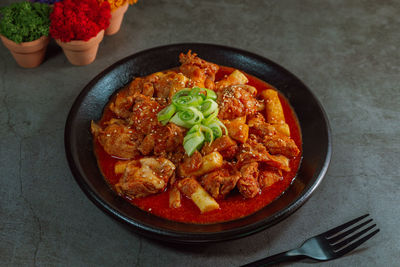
<box><xmin>50</xmin><ymin>0</ymin><xmax>111</xmax><ymax>42</ymax></box>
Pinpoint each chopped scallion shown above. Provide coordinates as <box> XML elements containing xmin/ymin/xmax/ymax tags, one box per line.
<box><xmin>157</xmin><ymin>87</ymin><xmax>227</xmax><ymax>155</ymax></box>
<box><xmin>157</xmin><ymin>104</ymin><xmax>177</xmax><ymax>125</ymax></box>
<box><xmin>183</xmin><ymin>132</ymin><xmax>205</xmax><ymax>156</ymax></box>
<box><xmin>201</xmin><ymin>99</ymin><xmax>218</xmax><ymax>117</ymax></box>
<box><xmin>170</xmin><ymin>107</ymin><xmax>204</xmax><ymax>128</ymax></box>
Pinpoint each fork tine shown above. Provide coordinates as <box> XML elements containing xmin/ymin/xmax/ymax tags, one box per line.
<box><xmin>323</xmin><ymin>214</ymin><xmax>369</xmax><ymax>238</ymax></box>
<box><xmin>334</xmin><ymin>228</ymin><xmax>380</xmax><ymax>256</ymax></box>
<box><xmin>332</xmin><ymin>224</ymin><xmax>376</xmax><ymax>251</ymax></box>
<box><xmin>328</xmin><ymin>219</ymin><xmax>373</xmax><ymax>244</ymax></box>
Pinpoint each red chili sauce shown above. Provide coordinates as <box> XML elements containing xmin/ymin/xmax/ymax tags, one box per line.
<box><xmin>94</xmin><ymin>66</ymin><xmax>302</xmax><ymax>224</ymax></box>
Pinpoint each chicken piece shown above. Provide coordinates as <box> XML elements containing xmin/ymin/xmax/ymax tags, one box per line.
<box><xmin>201</xmin><ymin>135</ymin><xmax>238</xmax><ymax>160</ymax></box>
<box><xmin>91</xmin><ymin>121</ymin><xmax>143</xmax><ymax>159</ymax></box>
<box><xmin>138</xmin><ymin>134</ymin><xmax>156</xmax><ymax>155</ymax></box>
<box><xmin>236</xmin><ymin>136</ymin><xmax>270</xmax><ymax>164</ymax></box>
<box><xmin>136</xmin><ymin>123</ymin><xmax>186</xmax><ymax>157</ymax></box>
<box><xmin>177</xmin><ymin>177</ymin><xmax>220</xmax><ymax>213</ymax></box>
<box><xmin>109</xmin><ymin>90</ymin><xmax>135</xmax><ymax>119</ymax></box>
<box><xmin>115</xmin><ymin>157</ymin><xmax>175</xmax><ymax>199</ymax></box>
<box><xmin>223</xmin><ymin>117</ymin><xmax>249</xmax><ymax>143</ymax></box>
<box><xmin>199</xmin><ymin>168</ymin><xmax>241</xmax><ymax>199</ymax></box>
<box><xmin>236</xmin><ymin>135</ymin><xmax>290</xmax><ymax>171</ymax></box>
<box><xmin>259</xmin><ymin>169</ymin><xmax>283</xmax><ymax>188</ymax></box>
<box><xmin>109</xmin><ymin>75</ymin><xmax>162</xmax><ymax>119</ymax></box>
<box><xmin>248</xmin><ymin>113</ymin><xmax>291</xmax><ymax>139</ymax></box>
<box><xmin>248</xmin><ymin>113</ymin><xmax>277</xmax><ymax>137</ymax></box>
<box><xmin>263</xmin><ymin>134</ymin><xmax>300</xmax><ymax>158</ymax></box>
<box><xmin>129</xmin><ymin>94</ymin><xmax>161</xmax><ymax>135</ymax></box>
<box><xmin>153</xmin><ymin>123</ymin><xmax>186</xmax><ymax>156</ymax></box>
<box><xmin>215</xmin><ymin>70</ymin><xmax>249</xmax><ymax>91</ymax></box>
<box><xmin>152</xmin><ymin>71</ymin><xmax>188</xmax><ymax>100</ymax></box>
<box><xmin>165</xmin><ymin>146</ymin><xmax>186</xmax><ymax>167</ymax></box>
<box><xmin>237</xmin><ymin>162</ymin><xmax>260</xmax><ymax>198</ymax></box>
<box><xmin>178</xmin><ymin>151</ymin><xmax>203</xmax><ymax>177</ymax></box>
<box><xmin>268</xmin><ymin>154</ymin><xmax>291</xmax><ymax>172</ymax></box>
<box><xmin>128</xmin><ymin>73</ymin><xmax>161</xmax><ymax>97</ymax></box>
<box><xmin>179</xmin><ymin>51</ymin><xmax>219</xmax><ymax>89</ymax></box>
<box><xmin>217</xmin><ymin>85</ymin><xmax>260</xmax><ymax>120</ymax></box>
<box><xmin>114</xmin><ymin>161</ymin><xmax>129</xmax><ymax>174</ymax></box>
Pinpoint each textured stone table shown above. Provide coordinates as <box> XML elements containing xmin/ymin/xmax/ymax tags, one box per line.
<box><xmin>1</xmin><ymin>0</ymin><xmax>399</xmax><ymax>266</ymax></box>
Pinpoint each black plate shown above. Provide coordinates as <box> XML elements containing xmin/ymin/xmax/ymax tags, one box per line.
<box><xmin>65</xmin><ymin>43</ymin><xmax>331</xmax><ymax>243</ymax></box>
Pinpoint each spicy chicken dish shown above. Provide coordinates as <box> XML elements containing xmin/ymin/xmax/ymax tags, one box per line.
<box><xmin>91</xmin><ymin>51</ymin><xmax>302</xmax><ymax>223</ymax></box>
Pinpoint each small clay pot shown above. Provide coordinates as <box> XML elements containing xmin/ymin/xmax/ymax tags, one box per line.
<box><xmin>0</xmin><ymin>35</ymin><xmax>50</xmax><ymax>68</ymax></box>
<box><xmin>106</xmin><ymin>2</ymin><xmax>129</xmax><ymax>35</ymax></box>
<box><xmin>55</xmin><ymin>30</ymin><xmax>104</xmax><ymax>66</ymax></box>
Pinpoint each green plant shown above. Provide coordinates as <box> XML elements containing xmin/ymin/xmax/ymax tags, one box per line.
<box><xmin>0</xmin><ymin>2</ymin><xmax>51</xmax><ymax>43</ymax></box>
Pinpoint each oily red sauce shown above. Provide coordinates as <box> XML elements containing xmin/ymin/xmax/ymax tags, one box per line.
<box><xmin>94</xmin><ymin>66</ymin><xmax>302</xmax><ymax>224</ymax></box>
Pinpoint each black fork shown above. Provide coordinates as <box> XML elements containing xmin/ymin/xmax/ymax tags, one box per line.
<box><xmin>241</xmin><ymin>214</ymin><xmax>379</xmax><ymax>267</ymax></box>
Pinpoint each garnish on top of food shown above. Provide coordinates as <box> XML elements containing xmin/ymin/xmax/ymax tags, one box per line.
<box><xmin>91</xmin><ymin>51</ymin><xmax>302</xmax><ymax>223</ymax></box>
<box><xmin>157</xmin><ymin>87</ymin><xmax>227</xmax><ymax>156</ymax></box>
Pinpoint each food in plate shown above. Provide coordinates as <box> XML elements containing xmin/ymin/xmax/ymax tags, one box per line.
<box><xmin>91</xmin><ymin>51</ymin><xmax>302</xmax><ymax>223</ymax></box>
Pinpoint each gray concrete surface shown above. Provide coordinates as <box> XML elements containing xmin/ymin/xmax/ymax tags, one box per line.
<box><xmin>1</xmin><ymin>0</ymin><xmax>399</xmax><ymax>266</ymax></box>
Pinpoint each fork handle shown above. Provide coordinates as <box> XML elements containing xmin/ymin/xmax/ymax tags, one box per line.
<box><xmin>240</xmin><ymin>250</ymin><xmax>305</xmax><ymax>267</ymax></box>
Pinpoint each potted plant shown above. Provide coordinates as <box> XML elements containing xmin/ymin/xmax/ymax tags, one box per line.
<box><xmin>98</xmin><ymin>0</ymin><xmax>138</xmax><ymax>35</ymax></box>
<box><xmin>50</xmin><ymin>0</ymin><xmax>111</xmax><ymax>66</ymax></box>
<box><xmin>0</xmin><ymin>2</ymin><xmax>51</xmax><ymax>68</ymax></box>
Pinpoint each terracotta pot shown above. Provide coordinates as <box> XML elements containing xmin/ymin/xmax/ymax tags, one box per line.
<box><xmin>106</xmin><ymin>2</ymin><xmax>129</xmax><ymax>35</ymax></box>
<box><xmin>55</xmin><ymin>30</ymin><xmax>104</xmax><ymax>66</ymax></box>
<box><xmin>0</xmin><ymin>35</ymin><xmax>50</xmax><ymax>68</ymax></box>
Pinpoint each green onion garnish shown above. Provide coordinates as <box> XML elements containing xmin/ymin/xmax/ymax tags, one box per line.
<box><xmin>191</xmin><ymin>87</ymin><xmax>218</xmax><ymax>100</ymax></box>
<box><xmin>200</xmin><ymin>125</ymin><xmax>214</xmax><ymax>143</ymax></box>
<box><xmin>204</xmin><ymin>88</ymin><xmax>217</xmax><ymax>100</ymax></box>
<box><xmin>183</xmin><ymin>131</ymin><xmax>205</xmax><ymax>156</ymax></box>
<box><xmin>170</xmin><ymin>107</ymin><xmax>204</xmax><ymax>128</ymax></box>
<box><xmin>157</xmin><ymin>104</ymin><xmax>177</xmax><ymax>125</ymax></box>
<box><xmin>205</xmin><ymin>122</ymin><xmax>223</xmax><ymax>139</ymax></box>
<box><xmin>202</xmin><ymin>111</ymin><xmax>218</xmax><ymax>126</ymax></box>
<box><xmin>157</xmin><ymin>87</ymin><xmax>227</xmax><ymax>155</ymax></box>
<box><xmin>173</xmin><ymin>94</ymin><xmax>203</xmax><ymax>109</ymax></box>
<box><xmin>201</xmin><ymin>99</ymin><xmax>219</xmax><ymax>117</ymax></box>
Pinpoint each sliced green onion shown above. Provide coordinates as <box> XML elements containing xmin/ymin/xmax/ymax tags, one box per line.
<box><xmin>187</xmin><ymin>124</ymin><xmax>200</xmax><ymax>135</ymax></box>
<box><xmin>206</xmin><ymin>122</ymin><xmax>223</xmax><ymax>139</ymax></box>
<box><xmin>200</xmin><ymin>125</ymin><xmax>214</xmax><ymax>143</ymax></box>
<box><xmin>216</xmin><ymin>119</ymin><xmax>228</xmax><ymax>135</ymax></box>
<box><xmin>170</xmin><ymin>113</ymin><xmax>191</xmax><ymax>128</ymax></box>
<box><xmin>157</xmin><ymin>104</ymin><xmax>177</xmax><ymax>125</ymax></box>
<box><xmin>190</xmin><ymin>87</ymin><xmax>204</xmax><ymax>99</ymax></box>
<box><xmin>173</xmin><ymin>95</ymin><xmax>203</xmax><ymax>109</ymax></box>
<box><xmin>191</xmin><ymin>87</ymin><xmax>217</xmax><ymax>100</ymax></box>
<box><xmin>158</xmin><ymin>87</ymin><xmax>226</xmax><ymax>155</ymax></box>
<box><xmin>185</xmin><ymin>125</ymin><xmax>213</xmax><ymax>144</ymax></box>
<box><xmin>172</xmin><ymin>89</ymin><xmax>191</xmax><ymax>100</ymax></box>
<box><xmin>205</xmin><ymin>88</ymin><xmax>217</xmax><ymax>100</ymax></box>
<box><xmin>183</xmin><ymin>132</ymin><xmax>205</xmax><ymax>156</ymax></box>
<box><xmin>202</xmin><ymin>111</ymin><xmax>218</xmax><ymax>126</ymax></box>
<box><xmin>184</xmin><ymin>132</ymin><xmax>197</xmax><ymax>144</ymax></box>
<box><xmin>170</xmin><ymin>107</ymin><xmax>204</xmax><ymax>128</ymax></box>
<box><xmin>200</xmin><ymin>99</ymin><xmax>218</xmax><ymax>117</ymax></box>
